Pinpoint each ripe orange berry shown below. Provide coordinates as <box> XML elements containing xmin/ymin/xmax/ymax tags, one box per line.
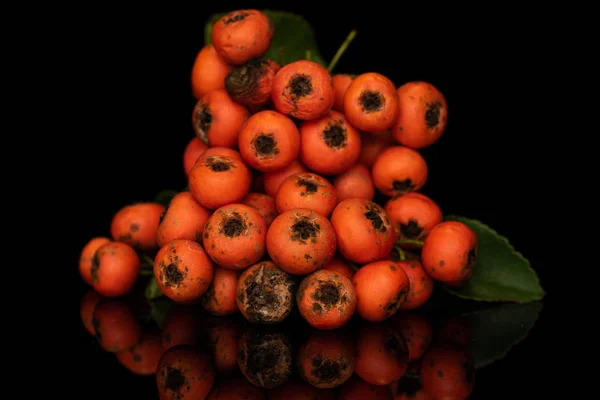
<box><xmin>272</xmin><ymin>60</ymin><xmax>334</xmax><ymax>120</ymax></box>
<box><xmin>153</xmin><ymin>240</ymin><xmax>214</xmax><ymax>303</ymax></box>
<box><xmin>267</xmin><ymin>208</ymin><xmax>337</xmax><ymax>275</ymax></box>
<box><xmin>343</xmin><ymin>72</ymin><xmax>399</xmax><ymax>133</ymax></box>
<box><xmin>188</xmin><ymin>154</ymin><xmax>252</xmax><ymax>210</ymax></box>
<box><xmin>156</xmin><ymin>191</ymin><xmax>211</xmax><ymax>247</ymax></box>
<box><xmin>384</xmin><ymin>192</ymin><xmax>442</xmax><ymax>246</ymax></box>
<box><xmin>191</xmin><ymin>44</ymin><xmax>234</xmax><ymax>99</ymax></box>
<box><xmin>91</xmin><ymin>242</ymin><xmax>140</xmax><ymax>297</ymax></box>
<box><xmin>110</xmin><ymin>202</ymin><xmax>164</xmax><ymax>250</ymax></box>
<box><xmin>92</xmin><ymin>299</ymin><xmax>142</xmax><ymax>352</ymax></box>
<box><xmin>321</xmin><ymin>254</ymin><xmax>356</xmax><ymax>280</ymax></box>
<box><xmin>192</xmin><ymin>89</ymin><xmax>250</xmax><ymax>148</ymax></box>
<box><xmin>371</xmin><ymin>146</ymin><xmax>428</xmax><ymax>197</ymax></box>
<box><xmin>202</xmin><ymin>203</ymin><xmax>267</xmax><ymax>270</ymax></box>
<box><xmin>238</xmin><ymin>110</ymin><xmax>300</xmax><ymax>172</ymax></box>
<box><xmin>275</xmin><ymin>172</ymin><xmax>338</xmax><ymax>217</ymax></box>
<box><xmin>352</xmin><ymin>260</ymin><xmax>410</xmax><ymax>322</ymax></box>
<box><xmin>296</xmin><ymin>269</ymin><xmax>357</xmax><ymax>330</ymax></box>
<box><xmin>393</xmin><ymin>81</ymin><xmax>448</xmax><ymax>149</ymax></box>
<box><xmin>333</xmin><ymin>163</ymin><xmax>375</xmax><ymax>203</ymax></box>
<box><xmin>211</xmin><ymin>9</ymin><xmax>274</xmax><ymax>65</ymax></box>
<box><xmin>299</xmin><ymin>110</ymin><xmax>362</xmax><ymax>175</ymax></box>
<box><xmin>330</xmin><ymin>198</ymin><xmax>396</xmax><ymax>264</ymax></box>
<box><xmin>200</xmin><ymin>266</ymin><xmax>240</xmax><ymax>316</ymax></box>
<box><xmin>332</xmin><ymin>73</ymin><xmax>356</xmax><ymax>112</ymax></box>
<box><xmin>421</xmin><ymin>221</ymin><xmax>478</xmax><ymax>286</ymax></box>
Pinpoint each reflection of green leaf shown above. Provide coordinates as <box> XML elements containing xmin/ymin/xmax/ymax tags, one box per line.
<box><xmin>204</xmin><ymin>10</ymin><xmax>327</xmax><ymax>66</ymax></box>
<box><xmin>145</xmin><ymin>277</ymin><xmax>164</xmax><ymax>300</ymax></box>
<box><xmin>149</xmin><ymin>298</ymin><xmax>175</xmax><ymax>330</ymax></box>
<box><xmin>463</xmin><ymin>302</ymin><xmax>543</xmax><ymax>368</ymax></box>
<box><xmin>443</xmin><ymin>215</ymin><xmax>545</xmax><ymax>303</ymax></box>
<box><xmin>154</xmin><ymin>190</ymin><xmax>178</xmax><ymax>207</ymax></box>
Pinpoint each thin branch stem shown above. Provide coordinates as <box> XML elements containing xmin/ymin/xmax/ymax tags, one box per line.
<box><xmin>395</xmin><ymin>246</ymin><xmax>406</xmax><ymax>261</ymax></box>
<box><xmin>327</xmin><ymin>30</ymin><xmax>357</xmax><ymax>73</ymax></box>
<box><xmin>396</xmin><ymin>239</ymin><xmax>425</xmax><ymax>247</ymax></box>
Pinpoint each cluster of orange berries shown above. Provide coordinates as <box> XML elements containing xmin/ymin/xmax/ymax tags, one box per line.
<box><xmin>79</xmin><ymin>9</ymin><xmax>478</xmax><ymax>331</ymax></box>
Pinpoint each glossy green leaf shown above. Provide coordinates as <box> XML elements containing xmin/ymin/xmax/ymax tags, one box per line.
<box><xmin>463</xmin><ymin>302</ymin><xmax>543</xmax><ymax>368</ymax></box>
<box><xmin>145</xmin><ymin>276</ymin><xmax>164</xmax><ymax>300</ymax></box>
<box><xmin>204</xmin><ymin>10</ymin><xmax>327</xmax><ymax>66</ymax></box>
<box><xmin>443</xmin><ymin>216</ymin><xmax>545</xmax><ymax>303</ymax></box>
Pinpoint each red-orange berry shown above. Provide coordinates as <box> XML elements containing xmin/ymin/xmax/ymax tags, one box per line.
<box><xmin>272</xmin><ymin>60</ymin><xmax>334</xmax><ymax>120</ymax></box>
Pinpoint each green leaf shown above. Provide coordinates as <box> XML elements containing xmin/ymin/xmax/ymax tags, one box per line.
<box><xmin>204</xmin><ymin>10</ymin><xmax>327</xmax><ymax>67</ymax></box>
<box><xmin>149</xmin><ymin>298</ymin><xmax>176</xmax><ymax>330</ymax></box>
<box><xmin>442</xmin><ymin>215</ymin><xmax>545</xmax><ymax>303</ymax></box>
<box><xmin>154</xmin><ymin>190</ymin><xmax>178</xmax><ymax>207</ymax></box>
<box><xmin>463</xmin><ymin>302</ymin><xmax>543</xmax><ymax>368</ymax></box>
<box><xmin>145</xmin><ymin>276</ymin><xmax>164</xmax><ymax>300</ymax></box>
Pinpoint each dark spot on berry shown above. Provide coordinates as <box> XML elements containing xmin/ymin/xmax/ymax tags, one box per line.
<box><xmin>390</xmin><ymin>264</ymin><xmax>396</xmax><ymax>271</ymax></box>
<box><xmin>253</xmin><ymin>133</ymin><xmax>279</xmax><ymax>156</ymax></box>
<box><xmin>385</xmin><ymin>286</ymin><xmax>409</xmax><ymax>316</ymax></box>
<box><xmin>359</xmin><ymin>90</ymin><xmax>383</xmax><ymax>112</ymax></box>
<box><xmin>312</xmin><ymin>302</ymin><xmax>323</xmax><ymax>313</ymax></box>
<box><xmin>312</xmin><ymin>282</ymin><xmax>340</xmax><ymax>307</ymax></box>
<box><xmin>393</xmin><ymin>179</ymin><xmax>416</xmax><ymax>195</ymax></box>
<box><xmin>437</xmin><ymin>369</ymin><xmax>444</xmax><ymax>378</ymax></box>
<box><xmin>290</xmin><ymin>217</ymin><xmax>319</xmax><ymax>243</ymax></box>
<box><xmin>289</xmin><ymin>74</ymin><xmax>312</xmax><ymax>98</ymax></box>
<box><xmin>425</xmin><ymin>101</ymin><xmax>442</xmax><ymax>128</ymax></box>
<box><xmin>193</xmin><ymin>102</ymin><xmax>212</xmax><ymax>144</ymax></box>
<box><xmin>90</xmin><ymin>252</ymin><xmax>100</xmax><ymax>283</ymax></box>
<box><xmin>311</xmin><ymin>356</ymin><xmax>343</xmax><ymax>382</ymax></box>
<box><xmin>323</xmin><ymin>123</ymin><xmax>346</xmax><ymax>149</ymax></box>
<box><xmin>400</xmin><ymin>219</ymin><xmax>423</xmax><ymax>239</ymax></box>
<box><xmin>130</xmin><ymin>223</ymin><xmax>139</xmax><ymax>232</ymax></box>
<box><xmin>164</xmin><ymin>366</ymin><xmax>187</xmax><ymax>392</ymax></box>
<box><xmin>222</xmin><ymin>213</ymin><xmax>246</xmax><ymax>237</ymax></box>
<box><xmin>439</xmin><ymin>260</ymin><xmax>445</xmax><ymax>267</ymax></box>
<box><xmin>165</xmin><ymin>264</ymin><xmax>184</xmax><ymax>285</ymax></box>
<box><xmin>133</xmin><ymin>353</ymin><xmax>142</xmax><ymax>362</ymax></box>
<box><xmin>297</xmin><ymin>178</ymin><xmax>318</xmax><ymax>195</ymax></box>
<box><xmin>205</xmin><ymin>156</ymin><xmax>233</xmax><ymax>172</ymax></box>
<box><xmin>364</xmin><ymin>203</ymin><xmax>387</xmax><ymax>233</ymax></box>
<box><xmin>223</xmin><ymin>11</ymin><xmax>249</xmax><ymax>24</ymax></box>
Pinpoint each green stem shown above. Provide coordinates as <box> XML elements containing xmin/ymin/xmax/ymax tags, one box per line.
<box><xmin>142</xmin><ymin>253</ymin><xmax>155</xmax><ymax>266</ymax></box>
<box><xmin>396</xmin><ymin>239</ymin><xmax>425</xmax><ymax>247</ymax></box>
<box><xmin>395</xmin><ymin>246</ymin><xmax>406</xmax><ymax>261</ymax></box>
<box><xmin>139</xmin><ymin>269</ymin><xmax>154</xmax><ymax>277</ymax></box>
<box><xmin>305</xmin><ymin>50</ymin><xmax>312</xmax><ymax>61</ymax></box>
<box><xmin>347</xmin><ymin>261</ymin><xmax>360</xmax><ymax>272</ymax></box>
<box><xmin>327</xmin><ymin>30</ymin><xmax>357</xmax><ymax>73</ymax></box>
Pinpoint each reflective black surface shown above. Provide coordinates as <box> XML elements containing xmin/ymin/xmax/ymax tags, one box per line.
<box><xmin>76</xmin><ymin>284</ymin><xmax>544</xmax><ymax>399</ymax></box>
<box><xmin>65</xmin><ymin>3</ymin><xmax>558</xmax><ymax>399</ymax></box>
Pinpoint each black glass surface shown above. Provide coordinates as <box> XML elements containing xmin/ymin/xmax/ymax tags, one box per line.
<box><xmin>67</xmin><ymin>3</ymin><xmax>555</xmax><ymax>399</ymax></box>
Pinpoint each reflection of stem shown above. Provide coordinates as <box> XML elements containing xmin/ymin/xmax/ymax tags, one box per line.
<box><xmin>327</xmin><ymin>30</ymin><xmax>357</xmax><ymax>73</ymax></box>
<box><xmin>139</xmin><ymin>270</ymin><xmax>154</xmax><ymax>277</ymax></box>
<box><xmin>396</xmin><ymin>239</ymin><xmax>424</xmax><ymax>247</ymax></box>
<box><xmin>395</xmin><ymin>246</ymin><xmax>406</xmax><ymax>261</ymax></box>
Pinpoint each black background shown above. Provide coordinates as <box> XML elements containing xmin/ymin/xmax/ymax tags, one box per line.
<box><xmin>65</xmin><ymin>3</ymin><xmax>558</xmax><ymax>398</ymax></box>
